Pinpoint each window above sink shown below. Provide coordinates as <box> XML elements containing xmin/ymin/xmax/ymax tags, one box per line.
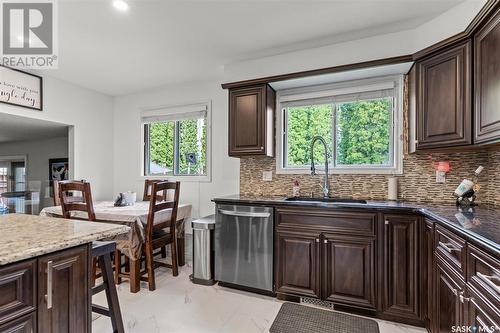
<box><xmin>275</xmin><ymin>76</ymin><xmax>404</xmax><ymax>175</ymax></box>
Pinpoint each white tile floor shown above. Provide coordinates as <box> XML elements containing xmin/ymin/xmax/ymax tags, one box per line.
<box><xmin>92</xmin><ymin>262</ymin><xmax>427</xmax><ymax>333</ymax></box>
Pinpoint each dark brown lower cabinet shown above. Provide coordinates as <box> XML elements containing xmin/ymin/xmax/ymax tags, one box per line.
<box><xmin>467</xmin><ymin>287</ymin><xmax>500</xmax><ymax>332</ymax></box>
<box><xmin>37</xmin><ymin>245</ymin><xmax>89</xmax><ymax>333</ymax></box>
<box><xmin>382</xmin><ymin>214</ymin><xmax>420</xmax><ymax>322</ymax></box>
<box><xmin>275</xmin><ymin>230</ymin><xmax>321</xmax><ymax>299</ymax></box>
<box><xmin>0</xmin><ymin>244</ymin><xmax>90</xmax><ymax>333</ymax></box>
<box><xmin>422</xmin><ymin>219</ymin><xmax>434</xmax><ymax>328</ymax></box>
<box><xmin>434</xmin><ymin>257</ymin><xmax>465</xmax><ymax>333</ymax></box>
<box><xmin>323</xmin><ymin>234</ymin><xmax>376</xmax><ymax>309</ymax></box>
<box><xmin>274</xmin><ymin>207</ymin><xmax>500</xmax><ymax>331</ymax></box>
<box><xmin>0</xmin><ymin>313</ymin><xmax>36</xmax><ymax>333</ymax></box>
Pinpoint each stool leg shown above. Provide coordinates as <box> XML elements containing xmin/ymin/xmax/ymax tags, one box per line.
<box><xmin>98</xmin><ymin>253</ymin><xmax>125</xmax><ymax>333</ymax></box>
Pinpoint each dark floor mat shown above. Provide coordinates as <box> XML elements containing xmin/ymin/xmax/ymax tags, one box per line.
<box><xmin>270</xmin><ymin>302</ymin><xmax>380</xmax><ymax>333</ymax></box>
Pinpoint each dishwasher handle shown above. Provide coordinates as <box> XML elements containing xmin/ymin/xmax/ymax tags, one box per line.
<box><xmin>218</xmin><ymin>209</ymin><xmax>271</xmax><ymax>218</ymax></box>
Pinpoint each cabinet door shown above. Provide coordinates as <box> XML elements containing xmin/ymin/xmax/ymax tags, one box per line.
<box><xmin>434</xmin><ymin>259</ymin><xmax>464</xmax><ymax>333</ymax></box>
<box><xmin>416</xmin><ymin>41</ymin><xmax>472</xmax><ymax>149</ymax></box>
<box><xmin>422</xmin><ymin>219</ymin><xmax>434</xmax><ymax>328</ymax></box>
<box><xmin>0</xmin><ymin>313</ymin><xmax>36</xmax><ymax>333</ymax></box>
<box><xmin>323</xmin><ymin>234</ymin><xmax>376</xmax><ymax>309</ymax></box>
<box><xmin>38</xmin><ymin>245</ymin><xmax>89</xmax><ymax>333</ymax></box>
<box><xmin>383</xmin><ymin>215</ymin><xmax>419</xmax><ymax>321</ymax></box>
<box><xmin>228</xmin><ymin>85</ymin><xmax>274</xmax><ymax>157</ymax></box>
<box><xmin>275</xmin><ymin>230</ymin><xmax>321</xmax><ymax>299</ymax></box>
<box><xmin>474</xmin><ymin>7</ymin><xmax>500</xmax><ymax>144</ymax></box>
<box><xmin>0</xmin><ymin>260</ymin><xmax>36</xmax><ymax>326</ymax></box>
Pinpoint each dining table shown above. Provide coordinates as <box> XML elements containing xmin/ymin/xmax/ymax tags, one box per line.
<box><xmin>40</xmin><ymin>200</ymin><xmax>192</xmax><ymax>293</ymax></box>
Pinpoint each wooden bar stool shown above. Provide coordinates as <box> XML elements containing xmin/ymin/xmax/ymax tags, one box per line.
<box><xmin>92</xmin><ymin>241</ymin><xmax>125</xmax><ymax>333</ymax></box>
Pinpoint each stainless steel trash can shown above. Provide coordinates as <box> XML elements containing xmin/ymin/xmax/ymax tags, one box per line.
<box><xmin>190</xmin><ymin>215</ymin><xmax>216</xmax><ymax>285</ymax></box>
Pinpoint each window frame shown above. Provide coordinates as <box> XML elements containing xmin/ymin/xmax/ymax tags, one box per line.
<box><xmin>140</xmin><ymin>101</ymin><xmax>212</xmax><ymax>182</ymax></box>
<box><xmin>276</xmin><ymin>76</ymin><xmax>404</xmax><ymax>175</ymax></box>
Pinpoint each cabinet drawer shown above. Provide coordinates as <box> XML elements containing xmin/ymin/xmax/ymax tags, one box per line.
<box><xmin>0</xmin><ymin>260</ymin><xmax>36</xmax><ymax>325</ymax></box>
<box><xmin>467</xmin><ymin>244</ymin><xmax>500</xmax><ymax>305</ymax></box>
<box><xmin>276</xmin><ymin>208</ymin><xmax>376</xmax><ymax>236</ymax></box>
<box><xmin>0</xmin><ymin>313</ymin><xmax>36</xmax><ymax>333</ymax></box>
<box><xmin>435</xmin><ymin>224</ymin><xmax>466</xmax><ymax>278</ymax></box>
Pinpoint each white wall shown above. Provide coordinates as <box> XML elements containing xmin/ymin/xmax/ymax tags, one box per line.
<box><xmin>223</xmin><ymin>0</ymin><xmax>486</xmax><ymax>83</ymax></box>
<box><xmin>0</xmin><ymin>75</ymin><xmax>114</xmax><ymax>201</ymax></box>
<box><xmin>112</xmin><ymin>79</ymin><xmax>240</xmax><ymax>228</ymax></box>
<box><xmin>0</xmin><ymin>136</ymin><xmax>68</xmax><ymax>211</ymax></box>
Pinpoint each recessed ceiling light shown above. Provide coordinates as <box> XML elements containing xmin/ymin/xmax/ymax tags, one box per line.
<box><xmin>112</xmin><ymin>0</ymin><xmax>129</xmax><ymax>12</ymax></box>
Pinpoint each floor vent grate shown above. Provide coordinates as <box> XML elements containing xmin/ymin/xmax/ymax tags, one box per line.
<box><xmin>299</xmin><ymin>297</ymin><xmax>335</xmax><ymax>310</ymax></box>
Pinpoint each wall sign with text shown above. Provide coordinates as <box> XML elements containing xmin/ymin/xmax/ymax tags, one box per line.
<box><xmin>0</xmin><ymin>65</ymin><xmax>42</xmax><ymax>110</ymax></box>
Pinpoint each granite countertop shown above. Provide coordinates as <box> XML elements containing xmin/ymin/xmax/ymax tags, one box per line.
<box><xmin>0</xmin><ymin>214</ymin><xmax>130</xmax><ymax>265</ymax></box>
<box><xmin>213</xmin><ymin>195</ymin><xmax>500</xmax><ymax>254</ymax></box>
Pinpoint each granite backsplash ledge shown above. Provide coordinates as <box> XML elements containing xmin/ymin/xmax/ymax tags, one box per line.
<box><xmin>240</xmin><ymin>147</ymin><xmax>499</xmax><ymax>206</ymax></box>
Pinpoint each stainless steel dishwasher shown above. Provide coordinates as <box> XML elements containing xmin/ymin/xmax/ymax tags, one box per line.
<box><xmin>215</xmin><ymin>204</ymin><xmax>273</xmax><ymax>293</ymax></box>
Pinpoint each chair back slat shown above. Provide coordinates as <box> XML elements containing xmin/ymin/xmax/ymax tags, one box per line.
<box><xmin>143</xmin><ymin>179</ymin><xmax>168</xmax><ymax>201</ymax></box>
<box><xmin>59</xmin><ymin>181</ymin><xmax>96</xmax><ymax>221</ymax></box>
<box><xmin>145</xmin><ymin>181</ymin><xmax>180</xmax><ymax>240</ymax></box>
<box><xmin>152</xmin><ymin>201</ymin><xmax>175</xmax><ymax>213</ymax></box>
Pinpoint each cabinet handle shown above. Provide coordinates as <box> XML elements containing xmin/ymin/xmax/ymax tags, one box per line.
<box><xmin>315</xmin><ymin>238</ymin><xmax>319</xmax><ymax>243</ymax></box>
<box><xmin>477</xmin><ymin>272</ymin><xmax>500</xmax><ymax>294</ymax></box>
<box><xmin>459</xmin><ymin>292</ymin><xmax>471</xmax><ymax>303</ymax></box>
<box><xmin>324</xmin><ymin>239</ymin><xmax>328</xmax><ymax>244</ymax></box>
<box><xmin>438</xmin><ymin>241</ymin><xmax>457</xmax><ymax>253</ymax></box>
<box><xmin>385</xmin><ymin>220</ymin><xmax>389</xmax><ymax>225</ymax></box>
<box><xmin>46</xmin><ymin>260</ymin><xmax>53</xmax><ymax>309</ymax></box>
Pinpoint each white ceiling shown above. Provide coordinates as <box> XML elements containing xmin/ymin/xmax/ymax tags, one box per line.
<box><xmin>0</xmin><ymin>113</ymin><xmax>69</xmax><ymax>144</ymax></box>
<box><xmin>47</xmin><ymin>0</ymin><xmax>464</xmax><ymax>96</ymax></box>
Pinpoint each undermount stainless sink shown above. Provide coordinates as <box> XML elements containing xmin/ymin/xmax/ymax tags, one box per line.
<box><xmin>285</xmin><ymin>197</ymin><xmax>367</xmax><ymax>204</ymax></box>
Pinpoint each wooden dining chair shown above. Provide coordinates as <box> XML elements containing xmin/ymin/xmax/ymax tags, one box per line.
<box><xmin>58</xmin><ymin>180</ymin><xmax>124</xmax><ymax>333</ymax></box>
<box><xmin>143</xmin><ymin>179</ymin><xmax>168</xmax><ymax>201</ymax></box>
<box><xmin>142</xmin><ymin>181</ymin><xmax>180</xmax><ymax>291</ymax></box>
<box><xmin>59</xmin><ymin>180</ymin><xmax>96</xmax><ymax>221</ymax></box>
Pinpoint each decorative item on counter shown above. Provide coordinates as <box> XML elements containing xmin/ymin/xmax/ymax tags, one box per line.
<box><xmin>388</xmin><ymin>177</ymin><xmax>398</xmax><ymax>201</ymax></box>
<box><xmin>292</xmin><ymin>179</ymin><xmax>300</xmax><ymax>197</ymax></box>
<box><xmin>114</xmin><ymin>191</ymin><xmax>137</xmax><ymax>207</ymax></box>
<box><xmin>454</xmin><ymin>166</ymin><xmax>484</xmax><ymax>207</ymax></box>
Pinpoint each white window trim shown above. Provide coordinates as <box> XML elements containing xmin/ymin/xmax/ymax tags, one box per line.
<box><xmin>139</xmin><ymin>101</ymin><xmax>212</xmax><ymax>182</ymax></box>
<box><xmin>275</xmin><ymin>75</ymin><xmax>404</xmax><ymax>175</ymax></box>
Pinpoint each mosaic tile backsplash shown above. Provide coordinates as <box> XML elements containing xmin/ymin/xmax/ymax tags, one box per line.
<box><xmin>239</xmin><ymin>147</ymin><xmax>500</xmax><ymax>206</ymax></box>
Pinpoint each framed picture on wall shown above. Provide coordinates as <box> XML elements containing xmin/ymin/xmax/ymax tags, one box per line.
<box><xmin>0</xmin><ymin>65</ymin><xmax>43</xmax><ymax>111</ymax></box>
<box><xmin>49</xmin><ymin>158</ymin><xmax>69</xmax><ymax>191</ymax></box>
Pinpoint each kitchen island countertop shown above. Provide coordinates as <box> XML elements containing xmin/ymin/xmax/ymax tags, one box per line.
<box><xmin>0</xmin><ymin>214</ymin><xmax>130</xmax><ymax>265</ymax></box>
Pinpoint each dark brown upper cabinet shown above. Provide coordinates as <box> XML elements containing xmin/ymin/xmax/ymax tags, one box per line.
<box><xmin>228</xmin><ymin>84</ymin><xmax>275</xmax><ymax>157</ymax></box>
<box><xmin>474</xmin><ymin>6</ymin><xmax>500</xmax><ymax>144</ymax></box>
<box><xmin>415</xmin><ymin>41</ymin><xmax>472</xmax><ymax>150</ymax></box>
